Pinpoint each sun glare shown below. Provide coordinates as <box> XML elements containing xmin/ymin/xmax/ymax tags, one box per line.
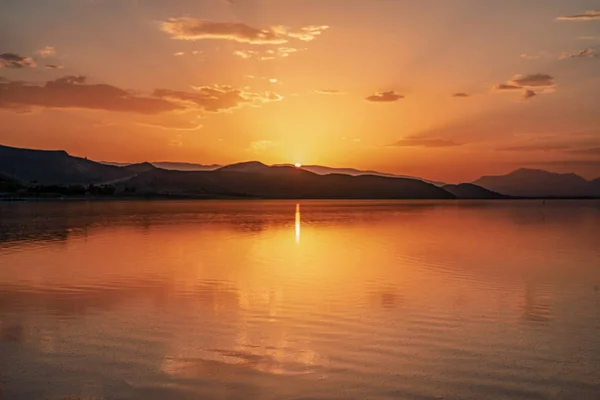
<box><xmin>295</xmin><ymin>163</ymin><xmax>302</xmax><ymax>168</ymax></box>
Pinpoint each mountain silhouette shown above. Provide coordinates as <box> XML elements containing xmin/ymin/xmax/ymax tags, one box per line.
<box><xmin>273</xmin><ymin>164</ymin><xmax>444</xmax><ymax>186</ymax></box>
<box><xmin>443</xmin><ymin>183</ymin><xmax>507</xmax><ymax>199</ymax></box>
<box><xmin>0</xmin><ymin>144</ymin><xmax>453</xmax><ymax>199</ymax></box>
<box><xmin>117</xmin><ymin>167</ymin><xmax>453</xmax><ymax>199</ymax></box>
<box><xmin>474</xmin><ymin>168</ymin><xmax>600</xmax><ymax>198</ymax></box>
<box><xmin>0</xmin><ymin>144</ymin><xmax>132</xmax><ymax>185</ymax></box>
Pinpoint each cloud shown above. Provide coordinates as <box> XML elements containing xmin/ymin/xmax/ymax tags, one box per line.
<box><xmin>523</xmin><ymin>89</ymin><xmax>536</xmax><ymax>100</ymax></box>
<box><xmin>138</xmin><ymin>121</ymin><xmax>204</xmax><ymax>132</ymax></box>
<box><xmin>0</xmin><ymin>76</ymin><xmax>282</xmax><ymax>115</ymax></box>
<box><xmin>558</xmin><ymin>48</ymin><xmax>598</xmax><ymax>60</ymax></box>
<box><xmin>365</xmin><ymin>90</ymin><xmax>404</xmax><ymax>102</ymax></box>
<box><xmin>495</xmin><ymin>83</ymin><xmax>522</xmax><ymax>90</ymax></box>
<box><xmin>154</xmin><ymin>85</ymin><xmax>282</xmax><ymax>112</ymax></box>
<box><xmin>161</xmin><ymin>18</ymin><xmax>328</xmax><ymax>45</ymax></box>
<box><xmin>315</xmin><ymin>89</ymin><xmax>345</xmax><ymax>95</ymax></box>
<box><xmin>37</xmin><ymin>46</ymin><xmax>56</xmax><ymax>58</ymax></box>
<box><xmin>281</xmin><ymin>25</ymin><xmax>329</xmax><ymax>42</ymax></box>
<box><xmin>390</xmin><ymin>135</ymin><xmax>461</xmax><ymax>148</ymax></box>
<box><xmin>564</xmin><ymin>147</ymin><xmax>600</xmax><ymax>155</ymax></box>
<box><xmin>452</xmin><ymin>92</ymin><xmax>470</xmax><ymax>97</ymax></box>
<box><xmin>45</xmin><ymin>64</ymin><xmax>64</xmax><ymax>69</ymax></box>
<box><xmin>173</xmin><ymin>52</ymin><xmax>185</xmax><ymax>56</ymax></box>
<box><xmin>497</xmin><ymin>143</ymin><xmax>570</xmax><ymax>152</ymax></box>
<box><xmin>494</xmin><ymin>73</ymin><xmax>555</xmax><ymax>98</ymax></box>
<box><xmin>510</xmin><ymin>73</ymin><xmax>555</xmax><ymax>87</ymax></box>
<box><xmin>556</xmin><ymin>10</ymin><xmax>600</xmax><ymax>21</ymax></box>
<box><xmin>0</xmin><ymin>53</ymin><xmax>36</xmax><ymax>68</ymax></box>
<box><xmin>249</xmin><ymin>140</ymin><xmax>277</xmax><ymax>152</ymax></box>
<box><xmin>234</xmin><ymin>47</ymin><xmax>305</xmax><ymax>60</ymax></box>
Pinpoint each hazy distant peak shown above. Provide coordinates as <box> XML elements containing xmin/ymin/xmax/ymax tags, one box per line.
<box><xmin>217</xmin><ymin>161</ymin><xmax>270</xmax><ymax>172</ymax></box>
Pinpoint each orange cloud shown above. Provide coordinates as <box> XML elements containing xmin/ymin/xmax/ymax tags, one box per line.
<box><xmin>315</xmin><ymin>89</ymin><xmax>345</xmax><ymax>95</ymax></box>
<box><xmin>0</xmin><ymin>76</ymin><xmax>282</xmax><ymax>114</ymax></box>
<box><xmin>558</xmin><ymin>48</ymin><xmax>598</xmax><ymax>60</ymax></box>
<box><xmin>161</xmin><ymin>18</ymin><xmax>328</xmax><ymax>45</ymax></box>
<box><xmin>365</xmin><ymin>91</ymin><xmax>404</xmax><ymax>102</ymax></box>
<box><xmin>390</xmin><ymin>135</ymin><xmax>461</xmax><ymax>148</ymax></box>
<box><xmin>154</xmin><ymin>85</ymin><xmax>283</xmax><ymax>112</ymax></box>
<box><xmin>37</xmin><ymin>46</ymin><xmax>56</xmax><ymax>58</ymax></box>
<box><xmin>556</xmin><ymin>10</ymin><xmax>600</xmax><ymax>21</ymax></box>
<box><xmin>0</xmin><ymin>53</ymin><xmax>36</xmax><ymax>68</ymax></box>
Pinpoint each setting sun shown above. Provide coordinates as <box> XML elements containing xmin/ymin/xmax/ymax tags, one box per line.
<box><xmin>295</xmin><ymin>163</ymin><xmax>302</xmax><ymax>168</ymax></box>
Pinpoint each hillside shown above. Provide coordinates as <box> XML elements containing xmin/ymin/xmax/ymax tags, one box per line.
<box><xmin>443</xmin><ymin>184</ymin><xmax>507</xmax><ymax>199</ymax></box>
<box><xmin>474</xmin><ymin>168</ymin><xmax>600</xmax><ymax>198</ymax></box>
<box><xmin>117</xmin><ymin>168</ymin><xmax>455</xmax><ymax>199</ymax></box>
<box><xmin>0</xmin><ymin>144</ymin><xmax>133</xmax><ymax>185</ymax></box>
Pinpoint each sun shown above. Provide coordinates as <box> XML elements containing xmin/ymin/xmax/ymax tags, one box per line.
<box><xmin>294</xmin><ymin>163</ymin><xmax>302</xmax><ymax>168</ymax></box>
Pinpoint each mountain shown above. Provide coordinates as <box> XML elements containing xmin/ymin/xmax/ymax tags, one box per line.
<box><xmin>474</xmin><ymin>168</ymin><xmax>600</xmax><ymax>198</ymax></box>
<box><xmin>0</xmin><ymin>171</ymin><xmax>22</xmax><ymax>192</ymax></box>
<box><xmin>443</xmin><ymin>184</ymin><xmax>507</xmax><ymax>199</ymax></box>
<box><xmin>274</xmin><ymin>164</ymin><xmax>444</xmax><ymax>186</ymax></box>
<box><xmin>122</xmin><ymin>162</ymin><xmax>157</xmax><ymax>174</ymax></box>
<box><xmin>116</xmin><ymin>167</ymin><xmax>454</xmax><ymax>199</ymax></box>
<box><xmin>216</xmin><ymin>161</ymin><xmax>271</xmax><ymax>173</ymax></box>
<box><xmin>0</xmin><ymin>144</ymin><xmax>132</xmax><ymax>185</ymax></box>
<box><xmin>0</xmin><ymin>144</ymin><xmax>454</xmax><ymax>199</ymax></box>
<box><xmin>152</xmin><ymin>162</ymin><xmax>221</xmax><ymax>171</ymax></box>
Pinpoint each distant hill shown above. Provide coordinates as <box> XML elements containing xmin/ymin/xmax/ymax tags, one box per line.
<box><xmin>216</xmin><ymin>161</ymin><xmax>272</xmax><ymax>173</ymax></box>
<box><xmin>274</xmin><ymin>164</ymin><xmax>444</xmax><ymax>186</ymax></box>
<box><xmin>443</xmin><ymin>183</ymin><xmax>507</xmax><ymax>199</ymax></box>
<box><xmin>116</xmin><ymin>167</ymin><xmax>454</xmax><ymax>199</ymax></box>
<box><xmin>474</xmin><ymin>168</ymin><xmax>600</xmax><ymax>198</ymax></box>
<box><xmin>0</xmin><ymin>144</ymin><xmax>132</xmax><ymax>185</ymax></box>
<box><xmin>152</xmin><ymin>162</ymin><xmax>221</xmax><ymax>171</ymax></box>
<box><xmin>0</xmin><ymin>171</ymin><xmax>22</xmax><ymax>192</ymax></box>
<box><xmin>0</xmin><ymin>144</ymin><xmax>454</xmax><ymax>199</ymax></box>
<box><xmin>123</xmin><ymin>162</ymin><xmax>157</xmax><ymax>174</ymax></box>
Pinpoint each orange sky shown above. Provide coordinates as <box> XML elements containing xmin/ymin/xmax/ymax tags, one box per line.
<box><xmin>1</xmin><ymin>0</ymin><xmax>600</xmax><ymax>182</ymax></box>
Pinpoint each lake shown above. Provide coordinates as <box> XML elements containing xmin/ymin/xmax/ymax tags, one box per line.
<box><xmin>0</xmin><ymin>200</ymin><xmax>599</xmax><ymax>400</ymax></box>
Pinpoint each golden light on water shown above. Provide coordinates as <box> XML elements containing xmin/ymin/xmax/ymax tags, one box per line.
<box><xmin>295</xmin><ymin>203</ymin><xmax>301</xmax><ymax>243</ymax></box>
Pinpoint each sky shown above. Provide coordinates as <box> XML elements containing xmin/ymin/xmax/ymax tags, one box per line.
<box><xmin>1</xmin><ymin>0</ymin><xmax>600</xmax><ymax>183</ymax></box>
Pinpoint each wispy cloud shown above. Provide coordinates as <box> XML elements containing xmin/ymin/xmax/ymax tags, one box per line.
<box><xmin>161</xmin><ymin>18</ymin><xmax>328</xmax><ymax>45</ymax></box>
<box><xmin>564</xmin><ymin>147</ymin><xmax>600</xmax><ymax>155</ymax></box>
<box><xmin>523</xmin><ymin>90</ymin><xmax>537</xmax><ymax>100</ymax></box>
<box><xmin>36</xmin><ymin>46</ymin><xmax>56</xmax><ymax>58</ymax></box>
<box><xmin>494</xmin><ymin>73</ymin><xmax>555</xmax><ymax>100</ymax></box>
<box><xmin>315</xmin><ymin>89</ymin><xmax>345</xmax><ymax>95</ymax></box>
<box><xmin>390</xmin><ymin>135</ymin><xmax>461</xmax><ymax>148</ymax></box>
<box><xmin>45</xmin><ymin>64</ymin><xmax>64</xmax><ymax>69</ymax></box>
<box><xmin>365</xmin><ymin>91</ymin><xmax>404</xmax><ymax>102</ymax></box>
<box><xmin>452</xmin><ymin>92</ymin><xmax>470</xmax><ymax>98</ymax></box>
<box><xmin>0</xmin><ymin>53</ymin><xmax>36</xmax><ymax>68</ymax></box>
<box><xmin>497</xmin><ymin>143</ymin><xmax>570</xmax><ymax>152</ymax></box>
<box><xmin>233</xmin><ymin>47</ymin><xmax>305</xmax><ymax>60</ymax></box>
<box><xmin>0</xmin><ymin>76</ymin><xmax>283</xmax><ymax>114</ymax></box>
<box><xmin>558</xmin><ymin>48</ymin><xmax>598</xmax><ymax>60</ymax></box>
<box><xmin>249</xmin><ymin>140</ymin><xmax>277</xmax><ymax>152</ymax></box>
<box><xmin>0</xmin><ymin>76</ymin><xmax>180</xmax><ymax>114</ymax></box>
<box><xmin>556</xmin><ymin>10</ymin><xmax>600</xmax><ymax>21</ymax></box>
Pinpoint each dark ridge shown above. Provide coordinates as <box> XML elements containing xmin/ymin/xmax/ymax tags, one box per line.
<box><xmin>474</xmin><ymin>168</ymin><xmax>600</xmax><ymax>198</ymax></box>
<box><xmin>443</xmin><ymin>183</ymin><xmax>507</xmax><ymax>199</ymax></box>
<box><xmin>123</xmin><ymin>162</ymin><xmax>157</xmax><ymax>174</ymax></box>
<box><xmin>0</xmin><ymin>144</ymin><xmax>133</xmax><ymax>185</ymax></box>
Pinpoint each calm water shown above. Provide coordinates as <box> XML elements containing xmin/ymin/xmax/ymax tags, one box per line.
<box><xmin>0</xmin><ymin>200</ymin><xmax>599</xmax><ymax>400</ymax></box>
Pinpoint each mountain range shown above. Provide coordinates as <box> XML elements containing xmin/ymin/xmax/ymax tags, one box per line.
<box><xmin>1</xmin><ymin>144</ymin><xmax>599</xmax><ymax>199</ymax></box>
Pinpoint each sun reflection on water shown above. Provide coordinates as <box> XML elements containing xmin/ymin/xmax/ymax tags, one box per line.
<box><xmin>295</xmin><ymin>204</ymin><xmax>301</xmax><ymax>243</ymax></box>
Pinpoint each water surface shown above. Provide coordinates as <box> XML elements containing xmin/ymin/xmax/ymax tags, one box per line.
<box><xmin>0</xmin><ymin>200</ymin><xmax>599</xmax><ymax>400</ymax></box>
